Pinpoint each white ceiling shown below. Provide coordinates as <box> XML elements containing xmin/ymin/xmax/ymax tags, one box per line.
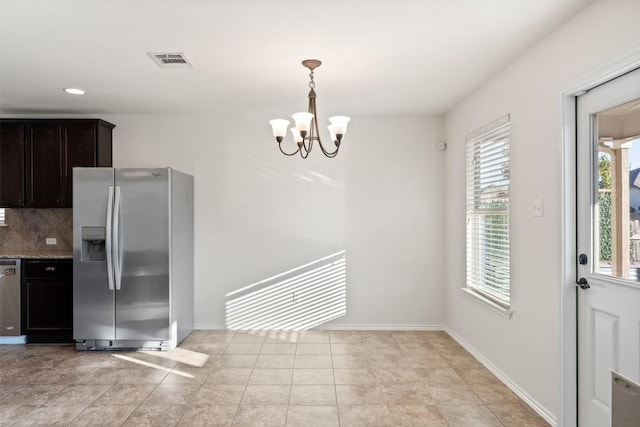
<box><xmin>0</xmin><ymin>0</ymin><xmax>592</xmax><ymax>118</ymax></box>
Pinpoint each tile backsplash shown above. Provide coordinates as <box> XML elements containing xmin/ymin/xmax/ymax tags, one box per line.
<box><xmin>0</xmin><ymin>209</ymin><xmax>72</xmax><ymax>253</ymax></box>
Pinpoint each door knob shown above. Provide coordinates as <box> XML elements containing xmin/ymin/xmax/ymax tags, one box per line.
<box><xmin>576</xmin><ymin>278</ymin><xmax>590</xmax><ymax>289</ymax></box>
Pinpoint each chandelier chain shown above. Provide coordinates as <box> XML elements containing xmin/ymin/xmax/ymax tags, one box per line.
<box><xmin>309</xmin><ymin>70</ymin><xmax>316</xmax><ymax>89</ymax></box>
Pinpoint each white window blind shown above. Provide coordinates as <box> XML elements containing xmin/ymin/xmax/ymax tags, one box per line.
<box><xmin>466</xmin><ymin>114</ymin><xmax>511</xmax><ymax>308</ymax></box>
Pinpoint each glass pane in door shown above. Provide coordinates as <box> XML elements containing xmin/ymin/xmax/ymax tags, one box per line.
<box><xmin>595</xmin><ymin>97</ymin><xmax>640</xmax><ymax>281</ymax></box>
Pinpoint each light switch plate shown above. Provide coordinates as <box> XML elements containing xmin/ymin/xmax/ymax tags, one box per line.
<box><xmin>45</xmin><ymin>237</ymin><xmax>57</xmax><ymax>245</ymax></box>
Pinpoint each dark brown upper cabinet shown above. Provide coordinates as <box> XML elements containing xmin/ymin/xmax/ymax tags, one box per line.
<box><xmin>0</xmin><ymin>124</ymin><xmax>26</xmax><ymax>207</ymax></box>
<box><xmin>26</xmin><ymin>123</ymin><xmax>63</xmax><ymax>207</ymax></box>
<box><xmin>0</xmin><ymin>119</ymin><xmax>114</xmax><ymax>208</ymax></box>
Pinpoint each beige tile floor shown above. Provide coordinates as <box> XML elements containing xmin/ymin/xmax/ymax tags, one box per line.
<box><xmin>0</xmin><ymin>330</ymin><xmax>549</xmax><ymax>426</ymax></box>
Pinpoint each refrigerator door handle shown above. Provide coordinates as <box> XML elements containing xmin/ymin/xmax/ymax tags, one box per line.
<box><xmin>113</xmin><ymin>186</ymin><xmax>122</xmax><ymax>290</ymax></box>
<box><xmin>106</xmin><ymin>186</ymin><xmax>115</xmax><ymax>291</ymax></box>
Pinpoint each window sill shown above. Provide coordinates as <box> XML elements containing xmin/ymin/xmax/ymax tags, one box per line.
<box><xmin>460</xmin><ymin>287</ymin><xmax>513</xmax><ymax>319</ymax></box>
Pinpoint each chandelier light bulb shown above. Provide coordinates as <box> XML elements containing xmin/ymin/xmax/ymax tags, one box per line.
<box><xmin>269</xmin><ymin>119</ymin><xmax>290</xmax><ymax>142</ymax></box>
<box><xmin>329</xmin><ymin>116</ymin><xmax>350</xmax><ymax>137</ymax></box>
<box><xmin>327</xmin><ymin>125</ymin><xmax>337</xmax><ymax>143</ymax></box>
<box><xmin>290</xmin><ymin>128</ymin><xmax>303</xmax><ymax>145</ymax></box>
<box><xmin>292</xmin><ymin>112</ymin><xmax>313</xmax><ymax>136</ymax></box>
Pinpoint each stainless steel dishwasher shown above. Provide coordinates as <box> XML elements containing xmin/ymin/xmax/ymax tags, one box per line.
<box><xmin>0</xmin><ymin>259</ymin><xmax>25</xmax><ymax>343</ymax></box>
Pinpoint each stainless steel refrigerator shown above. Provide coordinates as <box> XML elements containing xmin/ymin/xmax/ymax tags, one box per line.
<box><xmin>73</xmin><ymin>167</ymin><xmax>193</xmax><ymax>351</ymax></box>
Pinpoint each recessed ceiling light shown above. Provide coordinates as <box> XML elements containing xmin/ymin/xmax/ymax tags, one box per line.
<box><xmin>63</xmin><ymin>88</ymin><xmax>86</xmax><ymax>95</ymax></box>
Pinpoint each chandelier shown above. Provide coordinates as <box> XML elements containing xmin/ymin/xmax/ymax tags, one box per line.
<box><xmin>269</xmin><ymin>59</ymin><xmax>350</xmax><ymax>158</ymax></box>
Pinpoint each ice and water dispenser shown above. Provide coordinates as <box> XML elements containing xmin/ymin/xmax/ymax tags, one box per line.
<box><xmin>81</xmin><ymin>227</ymin><xmax>106</xmax><ymax>261</ymax></box>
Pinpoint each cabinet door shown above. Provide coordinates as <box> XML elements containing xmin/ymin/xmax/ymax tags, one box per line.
<box><xmin>22</xmin><ymin>278</ymin><xmax>73</xmax><ymax>340</ymax></box>
<box><xmin>61</xmin><ymin>124</ymin><xmax>97</xmax><ymax>206</ymax></box>
<box><xmin>0</xmin><ymin>124</ymin><xmax>26</xmax><ymax>207</ymax></box>
<box><xmin>26</xmin><ymin>124</ymin><xmax>62</xmax><ymax>207</ymax></box>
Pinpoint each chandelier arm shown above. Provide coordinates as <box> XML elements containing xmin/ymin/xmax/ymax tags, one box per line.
<box><xmin>278</xmin><ymin>142</ymin><xmax>302</xmax><ymax>157</ymax></box>
<box><xmin>306</xmin><ymin>89</ymin><xmax>340</xmax><ymax>158</ymax></box>
<box><xmin>316</xmin><ymin>138</ymin><xmax>340</xmax><ymax>157</ymax></box>
<box><xmin>308</xmin><ymin>91</ymin><xmax>318</xmax><ymax>143</ymax></box>
<box><xmin>299</xmin><ymin>138</ymin><xmax>312</xmax><ymax>158</ymax></box>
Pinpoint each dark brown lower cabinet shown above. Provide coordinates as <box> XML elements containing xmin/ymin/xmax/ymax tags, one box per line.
<box><xmin>21</xmin><ymin>259</ymin><xmax>73</xmax><ymax>343</ymax></box>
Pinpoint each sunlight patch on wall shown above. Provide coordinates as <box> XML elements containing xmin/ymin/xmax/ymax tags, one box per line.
<box><xmin>225</xmin><ymin>251</ymin><xmax>347</xmax><ymax>330</ymax></box>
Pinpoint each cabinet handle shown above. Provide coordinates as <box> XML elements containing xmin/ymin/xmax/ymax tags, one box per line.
<box><xmin>45</xmin><ymin>266</ymin><xmax>56</xmax><ymax>272</ymax></box>
<box><xmin>17</xmin><ymin>198</ymin><xmax>23</xmax><ymax>205</ymax></box>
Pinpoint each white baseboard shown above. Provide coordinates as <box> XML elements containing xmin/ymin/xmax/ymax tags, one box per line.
<box><xmin>0</xmin><ymin>335</ymin><xmax>26</xmax><ymax>345</ymax></box>
<box><xmin>192</xmin><ymin>324</ymin><xmax>446</xmax><ymax>331</ymax></box>
<box><xmin>193</xmin><ymin>323</ymin><xmax>225</xmax><ymax>330</ymax></box>
<box><xmin>313</xmin><ymin>324</ymin><xmax>446</xmax><ymax>331</ymax></box>
<box><xmin>444</xmin><ymin>327</ymin><xmax>557</xmax><ymax>426</ymax></box>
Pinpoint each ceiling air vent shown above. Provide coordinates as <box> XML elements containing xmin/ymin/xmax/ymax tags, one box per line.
<box><xmin>148</xmin><ymin>52</ymin><xmax>193</xmax><ymax>69</ymax></box>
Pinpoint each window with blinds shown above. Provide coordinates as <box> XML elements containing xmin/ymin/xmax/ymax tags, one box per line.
<box><xmin>466</xmin><ymin>114</ymin><xmax>511</xmax><ymax>308</ymax></box>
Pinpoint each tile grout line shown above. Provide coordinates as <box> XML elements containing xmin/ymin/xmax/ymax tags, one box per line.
<box><xmin>329</xmin><ymin>335</ymin><xmax>341</xmax><ymax>427</ymax></box>
<box><xmin>230</xmin><ymin>330</ymin><xmax>257</xmax><ymax>425</ymax></box>
<box><xmin>170</xmin><ymin>336</ymin><xmax>224</xmax><ymax>427</ymax></box>
<box><xmin>284</xmin><ymin>339</ymin><xmax>298</xmax><ymax>426</ymax></box>
<box><xmin>121</xmin><ymin>352</ymin><xmax>170</xmax><ymax>427</ymax></box>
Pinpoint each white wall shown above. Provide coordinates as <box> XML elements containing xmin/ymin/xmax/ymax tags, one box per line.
<box><xmin>102</xmin><ymin>113</ymin><xmax>445</xmax><ymax>329</ymax></box>
<box><xmin>444</xmin><ymin>0</ymin><xmax>640</xmax><ymax>422</ymax></box>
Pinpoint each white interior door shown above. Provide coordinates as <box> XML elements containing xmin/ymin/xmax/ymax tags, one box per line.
<box><xmin>577</xmin><ymin>68</ymin><xmax>640</xmax><ymax>427</ymax></box>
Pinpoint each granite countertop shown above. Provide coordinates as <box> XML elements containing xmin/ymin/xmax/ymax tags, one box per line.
<box><xmin>0</xmin><ymin>251</ymin><xmax>73</xmax><ymax>259</ymax></box>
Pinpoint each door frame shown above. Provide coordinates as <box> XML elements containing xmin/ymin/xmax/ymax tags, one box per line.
<box><xmin>560</xmin><ymin>51</ymin><xmax>640</xmax><ymax>427</ymax></box>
